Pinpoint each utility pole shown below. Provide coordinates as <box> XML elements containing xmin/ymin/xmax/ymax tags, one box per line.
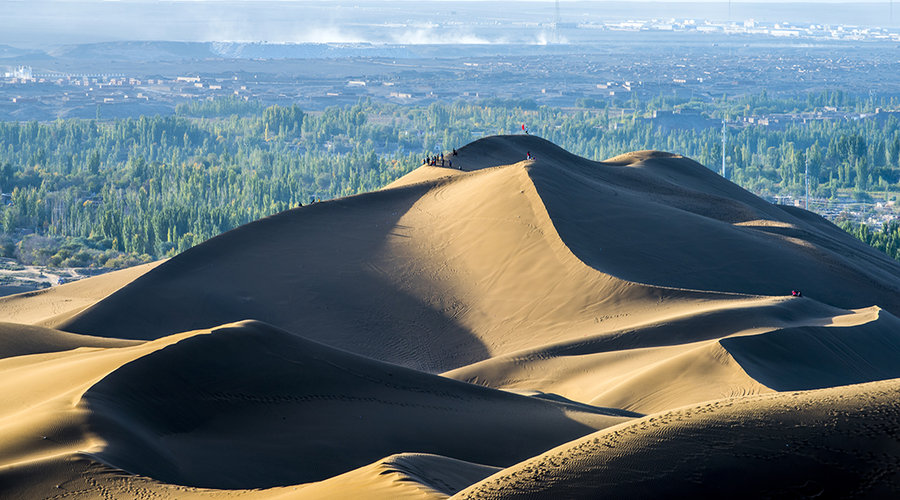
<box><xmin>805</xmin><ymin>153</ymin><xmax>810</xmax><ymax>209</ymax></box>
<box><xmin>721</xmin><ymin>119</ymin><xmax>727</xmax><ymax>178</ymax></box>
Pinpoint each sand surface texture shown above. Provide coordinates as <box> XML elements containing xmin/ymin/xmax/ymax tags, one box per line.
<box><xmin>2</xmin><ymin>135</ymin><xmax>900</xmax><ymax>498</ymax></box>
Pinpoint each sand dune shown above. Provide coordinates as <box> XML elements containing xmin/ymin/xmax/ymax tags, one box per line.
<box><xmin>444</xmin><ymin>299</ymin><xmax>900</xmax><ymax>413</ymax></box>
<box><xmin>1</xmin><ymin>452</ymin><xmax>499</xmax><ymax>500</ymax></box>
<box><xmin>453</xmin><ymin>378</ymin><xmax>900</xmax><ymax>499</ymax></box>
<box><xmin>3</xmin><ymin>135</ymin><xmax>900</xmax><ymax>497</ymax></box>
<box><xmin>0</xmin><ymin>327</ymin><xmax>197</xmax><ymax>491</ymax></box>
<box><xmin>0</xmin><ymin>261</ymin><xmax>161</xmax><ymax>326</ymax></box>
<box><xmin>290</xmin><ymin>453</ymin><xmax>501</xmax><ymax>499</ymax></box>
<box><xmin>56</xmin><ymin>137</ymin><xmax>900</xmax><ymax>366</ymax></box>
<box><xmin>0</xmin><ymin>322</ymin><xmax>137</xmax><ymax>359</ymax></box>
<box><xmin>0</xmin><ymin>320</ymin><xmax>630</xmax><ymax>497</ymax></box>
<box><xmin>519</xmin><ymin>141</ymin><xmax>900</xmax><ymax>313</ymax></box>
<box><xmin>720</xmin><ymin>305</ymin><xmax>900</xmax><ymax>390</ymax></box>
<box><xmin>82</xmin><ymin>321</ymin><xmax>627</xmax><ymax>488</ymax></box>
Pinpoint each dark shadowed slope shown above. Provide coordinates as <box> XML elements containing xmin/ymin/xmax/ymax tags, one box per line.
<box><xmin>520</xmin><ymin>137</ymin><xmax>900</xmax><ymax>312</ymax></box>
<box><xmin>83</xmin><ymin>321</ymin><xmax>628</xmax><ymax>489</ymax></box>
<box><xmin>57</xmin><ymin>184</ymin><xmax>493</xmax><ymax>372</ymax></box>
<box><xmin>457</xmin><ymin>136</ymin><xmax>900</xmax><ymax>311</ymax></box>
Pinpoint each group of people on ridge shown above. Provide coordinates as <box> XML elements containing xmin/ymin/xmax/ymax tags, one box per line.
<box><xmin>424</xmin><ymin>149</ymin><xmax>459</xmax><ymax>169</ymax></box>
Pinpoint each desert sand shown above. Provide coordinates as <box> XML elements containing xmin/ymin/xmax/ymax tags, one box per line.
<box><xmin>2</xmin><ymin>135</ymin><xmax>900</xmax><ymax>498</ymax></box>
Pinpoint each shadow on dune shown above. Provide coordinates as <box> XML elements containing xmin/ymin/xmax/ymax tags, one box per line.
<box><xmin>445</xmin><ymin>135</ymin><xmax>900</xmax><ymax>317</ymax></box>
<box><xmin>82</xmin><ymin>321</ymin><xmax>612</xmax><ymax>489</ymax></box>
<box><xmin>514</xmin><ymin>297</ymin><xmax>843</xmax><ymax>359</ymax></box>
<box><xmin>721</xmin><ymin>307</ymin><xmax>900</xmax><ymax>391</ymax></box>
<box><xmin>471</xmin><ymin>136</ymin><xmax>900</xmax><ymax>316</ymax></box>
<box><xmin>55</xmin><ymin>135</ymin><xmax>900</xmax><ymax>366</ymax></box>
<box><xmin>58</xmin><ymin>183</ymin><xmax>489</xmax><ymax>373</ymax></box>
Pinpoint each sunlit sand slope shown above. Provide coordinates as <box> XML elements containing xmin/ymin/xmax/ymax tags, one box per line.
<box><xmin>0</xmin><ymin>321</ymin><xmax>138</xmax><ymax>359</ymax></box>
<box><xmin>288</xmin><ymin>453</ymin><xmax>502</xmax><ymax>499</ymax></box>
<box><xmin>453</xmin><ymin>378</ymin><xmax>900</xmax><ymax>499</ymax></box>
<box><xmin>445</xmin><ymin>301</ymin><xmax>900</xmax><ymax>413</ymax></box>
<box><xmin>0</xmin><ymin>261</ymin><xmax>160</xmax><ymax>326</ymax></box>
<box><xmin>0</xmin><ymin>452</ymin><xmax>499</xmax><ymax>500</ymax></box>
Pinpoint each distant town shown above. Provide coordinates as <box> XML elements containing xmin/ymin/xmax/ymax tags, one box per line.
<box><xmin>4</xmin><ymin>24</ymin><xmax>900</xmax><ymax>119</ymax></box>
<box><xmin>581</xmin><ymin>17</ymin><xmax>900</xmax><ymax>41</ymax></box>
<box><xmin>2</xmin><ymin>6</ymin><xmax>900</xmax><ymax>293</ymax></box>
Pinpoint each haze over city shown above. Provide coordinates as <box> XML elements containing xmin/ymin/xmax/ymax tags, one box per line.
<box><xmin>4</xmin><ymin>1</ymin><xmax>900</xmax><ymax>46</ymax></box>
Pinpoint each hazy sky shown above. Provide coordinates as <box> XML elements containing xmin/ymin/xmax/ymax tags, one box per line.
<box><xmin>6</xmin><ymin>0</ymin><xmax>892</xmax><ymax>2</ymax></box>
<box><xmin>3</xmin><ymin>0</ymin><xmax>897</xmax><ymax>48</ymax></box>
